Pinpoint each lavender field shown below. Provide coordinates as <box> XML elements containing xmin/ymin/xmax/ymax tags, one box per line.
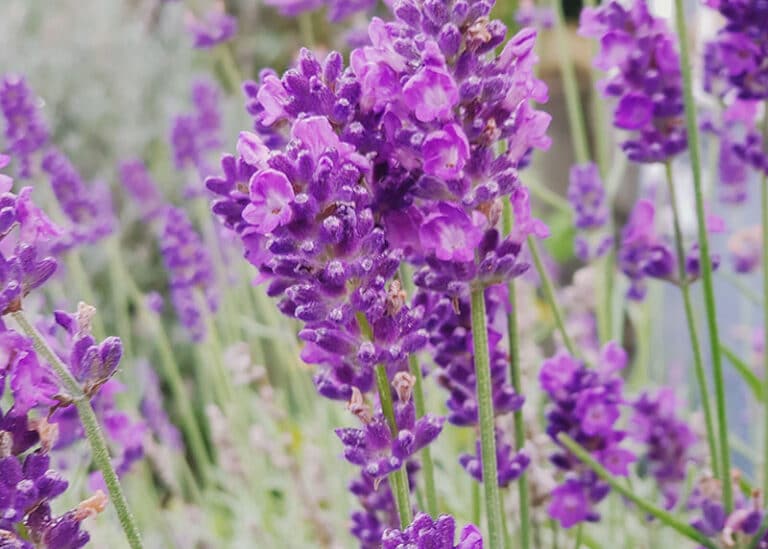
<box><xmin>1</xmin><ymin>0</ymin><xmax>767</xmax><ymax>548</ymax></box>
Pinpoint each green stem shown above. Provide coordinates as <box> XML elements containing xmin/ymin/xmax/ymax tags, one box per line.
<box><xmin>673</xmin><ymin>0</ymin><xmax>732</xmax><ymax>512</ymax></box>
<box><xmin>527</xmin><ymin>236</ymin><xmax>578</xmax><ymax>356</ymax></box>
<box><xmin>374</xmin><ymin>364</ymin><xmax>412</xmax><ymax>528</ymax></box>
<box><xmin>551</xmin><ymin>0</ymin><xmax>590</xmax><ymax>164</ymax></box>
<box><xmin>470</xmin><ymin>286</ymin><xmax>504</xmax><ymax>548</ymax></box>
<box><xmin>502</xmin><ymin>204</ymin><xmax>530</xmax><ymax>549</ymax></box>
<box><xmin>399</xmin><ymin>266</ymin><xmax>439</xmax><ymax>517</ymax></box>
<box><xmin>558</xmin><ymin>434</ymin><xmax>718</xmax><ymax>549</ymax></box>
<box><xmin>761</xmin><ymin>110</ymin><xmax>768</xmax><ymax>497</ymax></box>
<box><xmin>12</xmin><ymin>311</ymin><xmax>144</xmax><ymax>549</ymax></box>
<box><xmin>663</xmin><ymin>163</ymin><xmax>721</xmax><ymax>479</ymax></box>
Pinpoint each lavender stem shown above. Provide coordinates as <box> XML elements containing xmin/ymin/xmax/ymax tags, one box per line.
<box><xmin>12</xmin><ymin>311</ymin><xmax>145</xmax><ymax>549</ymax></box>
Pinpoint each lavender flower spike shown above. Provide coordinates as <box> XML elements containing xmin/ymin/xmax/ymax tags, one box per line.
<box><xmin>382</xmin><ymin>513</ymin><xmax>483</xmax><ymax>549</ymax></box>
<box><xmin>0</xmin><ymin>75</ymin><xmax>49</xmax><ymax>178</ymax></box>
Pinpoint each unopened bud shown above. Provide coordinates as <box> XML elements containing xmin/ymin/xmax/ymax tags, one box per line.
<box><xmin>347</xmin><ymin>387</ymin><xmax>372</xmax><ymax>424</ymax></box>
<box><xmin>74</xmin><ymin>490</ymin><xmax>108</xmax><ymax>521</ymax></box>
<box><xmin>392</xmin><ymin>371</ymin><xmax>415</xmax><ymax>403</ymax></box>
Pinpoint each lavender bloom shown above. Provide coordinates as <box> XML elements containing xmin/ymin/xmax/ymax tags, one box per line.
<box><xmin>459</xmin><ymin>430</ymin><xmax>530</xmax><ymax>487</ymax></box>
<box><xmin>541</xmin><ymin>342</ymin><xmax>636</xmax><ymax>528</ymax></box>
<box><xmin>118</xmin><ymin>159</ymin><xmax>165</xmax><ymax>219</ymax></box>
<box><xmin>704</xmin><ymin>0</ymin><xmax>768</xmax><ymax>101</ymax></box>
<box><xmin>728</xmin><ymin>225</ymin><xmax>762</xmax><ymax>274</ymax></box>
<box><xmin>631</xmin><ymin>388</ymin><xmax>698</xmax><ymax>509</ymax></box>
<box><xmin>567</xmin><ymin>163</ymin><xmax>613</xmax><ymax>261</ymax></box>
<box><xmin>41</xmin><ymin>149</ymin><xmax>114</xmax><ymax>250</ymax></box>
<box><xmin>139</xmin><ymin>363</ymin><xmax>183</xmax><ymax>450</ymax></box>
<box><xmin>0</xmin><ymin>155</ymin><xmax>59</xmax><ymax>315</ymax></box>
<box><xmin>0</xmin><ymin>407</ymin><xmax>105</xmax><ymax>548</ymax></box>
<box><xmin>701</xmin><ymin>100</ymin><xmax>766</xmax><ymax>203</ymax></box>
<box><xmin>170</xmin><ymin>79</ymin><xmax>223</xmax><ymax>177</ymax></box>
<box><xmin>0</xmin><ymin>75</ymin><xmax>49</xmax><ymax>178</ymax></box>
<box><xmin>185</xmin><ymin>6</ymin><xmax>238</xmax><ymax>49</ymax></box>
<box><xmin>0</xmin><ymin>329</ymin><xmax>59</xmax><ymax>414</ymax></box>
<box><xmin>516</xmin><ymin>0</ymin><xmax>555</xmax><ymax>29</ymax></box>
<box><xmin>382</xmin><ymin>513</ymin><xmax>483</xmax><ymax>549</ymax></box>
<box><xmin>618</xmin><ymin>199</ymin><xmax>723</xmax><ymax>300</ymax></box>
<box><xmin>159</xmin><ymin>207</ymin><xmax>217</xmax><ymax>342</ymax></box>
<box><xmin>579</xmin><ymin>0</ymin><xmax>687</xmax><ymax>163</ymax></box>
<box><xmin>691</xmin><ymin>479</ymin><xmax>767</xmax><ymax>548</ymax></box>
<box><xmin>335</xmin><ymin>380</ymin><xmax>444</xmax><ymax>480</ymax></box>
<box><xmin>420</xmin><ymin>288</ymin><xmax>523</xmax><ymax>426</ymax></box>
<box><xmin>349</xmin><ymin>463</ymin><xmax>419</xmax><ymax>548</ymax></box>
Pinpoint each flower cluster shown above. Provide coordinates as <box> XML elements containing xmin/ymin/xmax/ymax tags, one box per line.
<box><xmin>381</xmin><ymin>512</ymin><xmax>483</xmax><ymax>549</ymax></box>
<box><xmin>335</xmin><ymin>379</ymin><xmax>443</xmax><ymax>481</ymax></box>
<box><xmin>567</xmin><ymin>163</ymin><xmax>612</xmax><ymax>262</ymax></box>
<box><xmin>0</xmin><ymin>75</ymin><xmax>49</xmax><ymax>178</ymax></box>
<box><xmin>579</xmin><ymin>0</ymin><xmax>686</xmax><ymax>163</ymax></box>
<box><xmin>0</xmin><ymin>154</ymin><xmax>59</xmax><ymax>316</ymax></box>
<box><xmin>159</xmin><ymin>207</ymin><xmax>217</xmax><ymax>341</ymax></box>
<box><xmin>211</xmin><ymin>1</ymin><xmax>551</xmax><ymax>543</ymax></box>
<box><xmin>704</xmin><ymin>0</ymin><xmax>768</xmax><ymax>102</ymax></box>
<box><xmin>541</xmin><ymin>342</ymin><xmax>635</xmax><ymax>528</ymax></box>
<box><xmin>631</xmin><ymin>388</ymin><xmax>698</xmax><ymax>509</ymax></box>
<box><xmin>516</xmin><ymin>0</ymin><xmax>555</xmax><ymax>30</ymax></box>
<box><xmin>41</xmin><ymin>149</ymin><xmax>115</xmax><ymax>251</ymax></box>
<box><xmin>170</xmin><ymin>78</ymin><xmax>223</xmax><ymax>178</ymax></box>
<box><xmin>0</xmin><ymin>408</ymin><xmax>106</xmax><ymax>549</ymax></box>
<box><xmin>185</xmin><ymin>5</ymin><xmax>238</xmax><ymax>49</ymax></box>
<box><xmin>691</xmin><ymin>478</ymin><xmax>768</xmax><ymax>549</ymax></box>
<box><xmin>618</xmin><ymin>199</ymin><xmax>723</xmax><ymax>300</ymax></box>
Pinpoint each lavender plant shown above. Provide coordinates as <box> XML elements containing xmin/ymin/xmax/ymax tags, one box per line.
<box><xmin>6</xmin><ymin>0</ymin><xmax>768</xmax><ymax>547</ymax></box>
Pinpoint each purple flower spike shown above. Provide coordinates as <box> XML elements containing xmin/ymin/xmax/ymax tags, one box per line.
<box><xmin>568</xmin><ymin>163</ymin><xmax>612</xmax><ymax>261</ymax></box>
<box><xmin>185</xmin><ymin>6</ymin><xmax>238</xmax><ymax>49</ymax></box>
<box><xmin>118</xmin><ymin>160</ymin><xmax>165</xmax><ymax>220</ymax></box>
<box><xmin>382</xmin><ymin>513</ymin><xmax>483</xmax><ymax>549</ymax></box>
<box><xmin>541</xmin><ymin>342</ymin><xmax>635</xmax><ymax>528</ymax></box>
<box><xmin>0</xmin><ymin>75</ymin><xmax>49</xmax><ymax>179</ymax></box>
<box><xmin>631</xmin><ymin>388</ymin><xmax>698</xmax><ymax>509</ymax></box>
<box><xmin>159</xmin><ymin>207</ymin><xmax>217</xmax><ymax>341</ymax></box>
<box><xmin>579</xmin><ymin>1</ymin><xmax>687</xmax><ymax>163</ymax></box>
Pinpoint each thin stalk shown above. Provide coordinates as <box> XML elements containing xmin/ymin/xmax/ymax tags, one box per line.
<box><xmin>374</xmin><ymin>364</ymin><xmax>412</xmax><ymax>528</ymax></box>
<box><xmin>470</xmin><ymin>286</ymin><xmax>504</xmax><ymax>548</ymax></box>
<box><xmin>551</xmin><ymin>0</ymin><xmax>590</xmax><ymax>164</ymax></box>
<box><xmin>673</xmin><ymin>0</ymin><xmax>732</xmax><ymax>512</ymax></box>
<box><xmin>399</xmin><ymin>266</ymin><xmax>439</xmax><ymax>517</ymax></box>
<box><xmin>12</xmin><ymin>311</ymin><xmax>144</xmax><ymax>549</ymax></box>
<box><xmin>502</xmin><ymin>203</ymin><xmax>530</xmax><ymax>549</ymax></box>
<box><xmin>527</xmin><ymin>236</ymin><xmax>578</xmax><ymax>356</ymax></box>
<box><xmin>761</xmin><ymin>110</ymin><xmax>768</xmax><ymax>497</ymax></box>
<box><xmin>472</xmin><ymin>476</ymin><xmax>481</xmax><ymax>527</ymax></box>
<box><xmin>663</xmin><ymin>163</ymin><xmax>720</xmax><ymax>479</ymax></box>
<box><xmin>558</xmin><ymin>434</ymin><xmax>719</xmax><ymax>549</ymax></box>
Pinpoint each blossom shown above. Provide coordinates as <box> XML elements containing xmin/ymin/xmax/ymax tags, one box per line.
<box><xmin>41</xmin><ymin>149</ymin><xmax>114</xmax><ymax>250</ymax></box>
<box><xmin>185</xmin><ymin>6</ymin><xmax>237</xmax><ymax>49</ymax></box>
<box><xmin>541</xmin><ymin>342</ymin><xmax>635</xmax><ymax>528</ymax></box>
<box><xmin>159</xmin><ymin>207</ymin><xmax>217</xmax><ymax>341</ymax></box>
<box><xmin>567</xmin><ymin>163</ymin><xmax>613</xmax><ymax>261</ymax></box>
<box><xmin>382</xmin><ymin>513</ymin><xmax>483</xmax><ymax>549</ymax></box>
<box><xmin>242</xmin><ymin>169</ymin><xmax>295</xmax><ymax>234</ymax></box>
<box><xmin>631</xmin><ymin>388</ymin><xmax>698</xmax><ymax>509</ymax></box>
<box><xmin>118</xmin><ymin>159</ymin><xmax>165</xmax><ymax>220</ymax></box>
<box><xmin>0</xmin><ymin>75</ymin><xmax>49</xmax><ymax>178</ymax></box>
<box><xmin>579</xmin><ymin>1</ymin><xmax>686</xmax><ymax>163</ymax></box>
